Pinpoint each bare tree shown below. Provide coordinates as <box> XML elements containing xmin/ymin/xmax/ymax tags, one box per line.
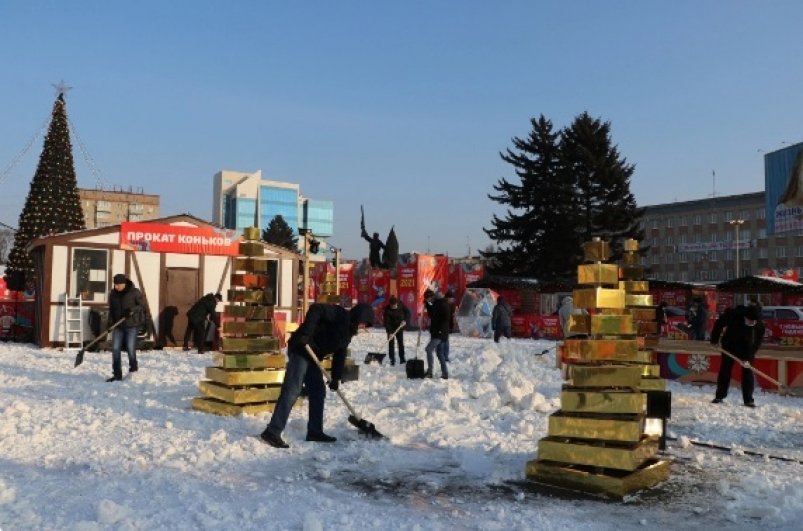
<box><xmin>0</xmin><ymin>229</ymin><xmax>13</xmax><ymax>264</ymax></box>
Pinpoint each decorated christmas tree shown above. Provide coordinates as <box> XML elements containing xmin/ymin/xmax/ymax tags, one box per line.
<box><xmin>5</xmin><ymin>87</ymin><xmax>86</xmax><ymax>289</ymax></box>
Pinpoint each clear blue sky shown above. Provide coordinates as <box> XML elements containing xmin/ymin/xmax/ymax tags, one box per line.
<box><xmin>1</xmin><ymin>1</ymin><xmax>801</xmax><ymax>260</ymax></box>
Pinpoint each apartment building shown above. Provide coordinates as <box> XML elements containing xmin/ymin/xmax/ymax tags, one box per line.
<box><xmin>79</xmin><ymin>187</ymin><xmax>160</xmax><ymax>228</ymax></box>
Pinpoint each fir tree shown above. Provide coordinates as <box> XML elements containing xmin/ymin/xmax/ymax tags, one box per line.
<box><xmin>6</xmin><ymin>91</ymin><xmax>86</xmax><ymax>287</ymax></box>
<box><xmin>261</xmin><ymin>215</ymin><xmax>299</xmax><ymax>251</ymax></box>
<box><xmin>560</xmin><ymin>112</ymin><xmax>644</xmax><ymax>258</ymax></box>
<box><xmin>483</xmin><ymin>115</ymin><xmax>577</xmax><ymax>279</ymax></box>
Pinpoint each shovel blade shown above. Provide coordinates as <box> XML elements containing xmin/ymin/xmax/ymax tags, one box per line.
<box><xmin>348</xmin><ymin>414</ymin><xmax>385</xmax><ymax>439</ymax></box>
<box><xmin>74</xmin><ymin>349</ymin><xmax>85</xmax><ymax>368</ymax></box>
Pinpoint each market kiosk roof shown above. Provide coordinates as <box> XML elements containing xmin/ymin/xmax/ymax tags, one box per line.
<box><xmin>715</xmin><ymin>275</ymin><xmax>803</xmax><ymax>293</ymax></box>
<box><xmin>467</xmin><ymin>275</ymin><xmax>573</xmax><ymax>292</ymax></box>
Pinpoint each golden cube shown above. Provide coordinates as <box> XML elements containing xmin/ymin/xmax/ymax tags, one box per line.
<box><xmin>242</xmin><ymin>227</ymin><xmax>262</xmax><ymax>241</ymax></box>
<box><xmin>583</xmin><ymin>240</ymin><xmax>610</xmax><ymax>262</ymax></box>
<box><xmin>577</xmin><ymin>264</ymin><xmax>619</xmax><ymax>286</ymax></box>
<box><xmin>573</xmin><ymin>288</ymin><xmax>626</xmax><ymax>310</ymax></box>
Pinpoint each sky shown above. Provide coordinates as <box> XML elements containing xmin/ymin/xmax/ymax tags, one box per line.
<box><xmin>1</xmin><ymin>1</ymin><xmax>802</xmax><ymax>260</ymax></box>
<box><xmin>1</xmin><ymin>333</ymin><xmax>801</xmax><ymax>529</ymax></box>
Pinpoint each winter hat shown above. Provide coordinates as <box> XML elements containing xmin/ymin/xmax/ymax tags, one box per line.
<box><xmin>113</xmin><ymin>274</ymin><xmax>127</xmax><ymax>285</ymax></box>
<box><xmin>744</xmin><ymin>305</ymin><xmax>760</xmax><ymax>321</ymax></box>
<box><xmin>389</xmin><ymin>296</ymin><xmax>398</xmax><ymax>304</ymax></box>
<box><xmin>214</xmin><ymin>293</ymin><xmax>223</xmax><ymax>302</ymax></box>
<box><xmin>350</xmin><ymin>303</ymin><xmax>375</xmax><ymax>327</ymax></box>
<box><xmin>423</xmin><ymin>289</ymin><xmax>435</xmax><ymax>299</ymax></box>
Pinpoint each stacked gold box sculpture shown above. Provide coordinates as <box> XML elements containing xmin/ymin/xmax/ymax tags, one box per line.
<box><xmin>526</xmin><ymin>238</ymin><xmax>670</xmax><ymax>498</ymax></box>
<box><xmin>192</xmin><ymin>227</ymin><xmax>287</xmax><ymax>416</ymax></box>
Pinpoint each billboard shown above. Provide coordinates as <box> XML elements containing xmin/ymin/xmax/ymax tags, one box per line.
<box><xmin>765</xmin><ymin>142</ymin><xmax>803</xmax><ymax>235</ymax></box>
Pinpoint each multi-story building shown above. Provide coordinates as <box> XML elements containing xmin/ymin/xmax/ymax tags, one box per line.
<box><xmin>79</xmin><ymin>187</ymin><xmax>160</xmax><ymax>228</ymax></box>
<box><xmin>641</xmin><ymin>191</ymin><xmax>803</xmax><ymax>283</ymax></box>
<box><xmin>212</xmin><ymin>170</ymin><xmax>334</xmax><ymax>247</ymax></box>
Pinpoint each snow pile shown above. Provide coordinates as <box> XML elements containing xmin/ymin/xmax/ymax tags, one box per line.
<box><xmin>0</xmin><ymin>334</ymin><xmax>801</xmax><ymax>529</ymax></box>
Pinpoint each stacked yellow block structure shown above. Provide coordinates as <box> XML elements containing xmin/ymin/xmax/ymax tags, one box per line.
<box><xmin>526</xmin><ymin>238</ymin><xmax>670</xmax><ymax>498</ymax></box>
<box><xmin>191</xmin><ymin>227</ymin><xmax>286</xmax><ymax>416</ymax></box>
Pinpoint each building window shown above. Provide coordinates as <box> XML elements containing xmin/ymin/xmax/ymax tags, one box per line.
<box><xmin>698</xmin><ymin>270</ymin><xmax>708</xmax><ymax>281</ymax></box>
<box><xmin>694</xmin><ymin>214</ymin><xmax>701</xmax><ymax>225</ymax></box>
<box><xmin>679</xmin><ymin>253</ymin><xmax>687</xmax><ymax>263</ymax></box>
<box><xmin>651</xmin><ymin>219</ymin><xmax>659</xmax><ymax>229</ymax></box>
<box><xmin>679</xmin><ymin>271</ymin><xmax>688</xmax><ymax>281</ymax></box>
<box><xmin>709</xmin><ymin>251</ymin><xmax>718</xmax><ymax>262</ymax></box>
<box><xmin>666</xmin><ymin>217</ymin><xmax>673</xmax><ymax>228</ymax></box>
<box><xmin>756</xmin><ymin>208</ymin><xmax>765</xmax><ymax>219</ymax></box>
<box><xmin>71</xmin><ymin>249</ymin><xmax>108</xmax><ymax>302</ymax></box>
<box><xmin>694</xmin><ymin>233</ymin><xmax>702</xmax><ymax>243</ymax></box>
<box><xmin>759</xmin><ymin>248</ymin><xmax>768</xmax><ymax>259</ymax></box>
<box><xmin>652</xmin><ymin>255</ymin><xmax>661</xmax><ymax>265</ymax></box>
<box><xmin>740</xmin><ymin>210</ymin><xmax>750</xmax><ymax>220</ymax></box>
<box><xmin>777</xmin><ymin>247</ymin><xmax>787</xmax><ymax>258</ymax></box>
<box><xmin>679</xmin><ymin>216</ymin><xmax>687</xmax><ymax>226</ymax></box>
<box><xmin>680</xmin><ymin>234</ymin><xmax>687</xmax><ymax>244</ymax></box>
<box><xmin>759</xmin><ymin>228</ymin><xmax>767</xmax><ymax>239</ymax></box>
<box><xmin>797</xmin><ymin>246</ymin><xmax>803</xmax><ymax>257</ymax></box>
<box><xmin>710</xmin><ymin>213</ymin><xmax>717</xmax><ymax>223</ymax></box>
<box><xmin>666</xmin><ymin>235</ymin><xmax>673</xmax><ymax>245</ymax></box>
<box><xmin>741</xmin><ymin>249</ymin><xmax>751</xmax><ymax>260</ymax></box>
<box><xmin>741</xmin><ymin>228</ymin><xmax>751</xmax><ymax>239</ymax></box>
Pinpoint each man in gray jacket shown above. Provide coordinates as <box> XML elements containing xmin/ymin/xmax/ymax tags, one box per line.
<box><xmin>492</xmin><ymin>296</ymin><xmax>513</xmax><ymax>343</ymax></box>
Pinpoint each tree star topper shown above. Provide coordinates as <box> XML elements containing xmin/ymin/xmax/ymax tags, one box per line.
<box><xmin>52</xmin><ymin>80</ymin><xmax>73</xmax><ymax>100</ymax></box>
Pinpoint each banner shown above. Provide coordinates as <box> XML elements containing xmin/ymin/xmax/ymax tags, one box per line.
<box><xmin>676</xmin><ymin>240</ymin><xmax>754</xmax><ymax>253</ymax></box>
<box><xmin>765</xmin><ymin>142</ymin><xmax>803</xmax><ymax>234</ymax></box>
<box><xmin>120</xmin><ymin>222</ymin><xmax>240</xmax><ymax>256</ymax></box>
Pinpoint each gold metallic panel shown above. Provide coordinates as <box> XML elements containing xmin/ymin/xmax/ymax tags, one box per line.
<box><xmin>623</xmin><ymin>239</ymin><xmax>639</xmax><ymax>252</ymax></box>
<box><xmin>205</xmin><ymin>367</ymin><xmax>285</xmax><ymax>386</ymax></box>
<box><xmin>620</xmin><ymin>266</ymin><xmax>645</xmax><ymax>280</ymax></box>
<box><xmin>232</xmin><ymin>258</ymin><xmax>270</xmax><ymax>273</ymax></box>
<box><xmin>212</xmin><ymin>353</ymin><xmax>285</xmax><ymax>369</ymax></box>
<box><xmin>590</xmin><ymin>314</ymin><xmax>635</xmax><ymax>335</ymax></box>
<box><xmin>638</xmin><ymin>364</ymin><xmax>661</xmax><ymax>378</ymax></box>
<box><xmin>638</xmin><ymin>378</ymin><xmax>667</xmax><ymax>391</ymax></box>
<box><xmin>619</xmin><ymin>281</ymin><xmax>650</xmax><ymax>293</ymax></box>
<box><xmin>537</xmin><ymin>436</ymin><xmax>658</xmax><ymax>471</ymax></box>
<box><xmin>643</xmin><ymin>336</ymin><xmax>659</xmax><ymax>349</ymax></box>
<box><xmin>198</xmin><ymin>381</ymin><xmax>282</xmax><ymax>404</ymax></box>
<box><xmin>625</xmin><ymin>294</ymin><xmax>654</xmax><ymax>307</ymax></box>
<box><xmin>242</xmin><ymin>227</ymin><xmax>261</xmax><ymax>241</ymax></box>
<box><xmin>583</xmin><ymin>240</ymin><xmax>610</xmax><ymax>262</ymax></box>
<box><xmin>238</xmin><ymin>241</ymin><xmax>265</xmax><ymax>256</ymax></box>
<box><xmin>220</xmin><ymin>337</ymin><xmax>280</xmax><ymax>352</ymax></box>
<box><xmin>224</xmin><ymin>305</ymin><xmax>273</xmax><ymax>319</ymax></box>
<box><xmin>567</xmin><ymin>365</ymin><xmax>643</xmax><ymax>388</ymax></box>
<box><xmin>548</xmin><ymin>412</ymin><xmax>644</xmax><ymax>443</ymax></box>
<box><xmin>227</xmin><ymin>289</ymin><xmax>270</xmax><ymax>304</ymax></box>
<box><xmin>560</xmin><ymin>390</ymin><xmax>647</xmax><ymax>414</ymax></box>
<box><xmin>636</xmin><ymin>321</ymin><xmax>658</xmax><ymax>335</ymax></box>
<box><xmin>525</xmin><ymin>458</ymin><xmax>670</xmax><ymax>499</ymax></box>
<box><xmin>577</xmin><ymin>264</ymin><xmax>619</xmax><ymax>286</ymax></box>
<box><xmin>629</xmin><ymin>308</ymin><xmax>656</xmax><ymax>321</ymax></box>
<box><xmin>621</xmin><ymin>253</ymin><xmax>640</xmax><ymax>266</ymax></box>
<box><xmin>573</xmin><ymin>288</ymin><xmax>625</xmax><ymax>310</ymax></box>
<box><xmin>567</xmin><ymin>314</ymin><xmax>590</xmax><ymax>334</ymax></box>
<box><xmin>222</xmin><ymin>320</ymin><xmax>274</xmax><ymax>336</ymax></box>
<box><xmin>191</xmin><ymin>397</ymin><xmax>280</xmax><ymax>416</ymax></box>
<box><xmin>230</xmin><ymin>274</ymin><xmax>270</xmax><ymax>289</ymax></box>
<box><xmin>563</xmin><ymin>339</ymin><xmax>642</xmax><ymax>362</ymax></box>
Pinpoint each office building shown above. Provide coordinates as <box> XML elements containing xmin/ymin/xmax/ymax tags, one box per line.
<box><xmin>79</xmin><ymin>187</ymin><xmax>160</xmax><ymax>228</ymax></box>
<box><xmin>212</xmin><ymin>170</ymin><xmax>333</xmax><ymax>246</ymax></box>
<box><xmin>641</xmin><ymin>192</ymin><xmax>803</xmax><ymax>283</ymax></box>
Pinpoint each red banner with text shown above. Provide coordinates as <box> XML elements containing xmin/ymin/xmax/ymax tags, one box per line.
<box><xmin>120</xmin><ymin>222</ymin><xmax>240</xmax><ymax>256</ymax></box>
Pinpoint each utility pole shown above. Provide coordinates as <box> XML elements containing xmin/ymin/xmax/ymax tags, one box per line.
<box><xmin>300</xmin><ymin>229</ymin><xmax>311</xmax><ymax>317</ymax></box>
<box><xmin>334</xmin><ymin>247</ymin><xmax>341</xmax><ymax>296</ymax></box>
<box><xmin>729</xmin><ymin>219</ymin><xmax>745</xmax><ymax>278</ymax></box>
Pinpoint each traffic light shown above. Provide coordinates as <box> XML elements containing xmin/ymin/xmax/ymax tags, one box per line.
<box><xmin>309</xmin><ymin>239</ymin><xmax>320</xmax><ymax>254</ymax></box>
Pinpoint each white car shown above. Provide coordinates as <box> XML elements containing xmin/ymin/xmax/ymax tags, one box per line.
<box><xmin>760</xmin><ymin>306</ymin><xmax>803</xmax><ymax>321</ymax></box>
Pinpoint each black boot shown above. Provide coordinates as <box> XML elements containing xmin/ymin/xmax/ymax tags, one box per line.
<box><xmin>106</xmin><ymin>374</ymin><xmax>122</xmax><ymax>382</ymax></box>
<box><xmin>259</xmin><ymin>429</ymin><xmax>289</xmax><ymax>448</ymax></box>
<box><xmin>424</xmin><ymin>369</ymin><xmax>433</xmax><ymax>378</ymax></box>
<box><xmin>306</xmin><ymin>432</ymin><xmax>337</xmax><ymax>443</ymax></box>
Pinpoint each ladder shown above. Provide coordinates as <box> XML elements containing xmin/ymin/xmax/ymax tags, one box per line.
<box><xmin>64</xmin><ymin>296</ymin><xmax>83</xmax><ymax>351</ymax></box>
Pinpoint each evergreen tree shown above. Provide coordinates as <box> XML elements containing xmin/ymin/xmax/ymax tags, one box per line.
<box><xmin>6</xmin><ymin>91</ymin><xmax>86</xmax><ymax>287</ymax></box>
<box><xmin>560</xmin><ymin>112</ymin><xmax>644</xmax><ymax>258</ymax></box>
<box><xmin>483</xmin><ymin>115</ymin><xmax>577</xmax><ymax>279</ymax></box>
<box><xmin>261</xmin><ymin>215</ymin><xmax>299</xmax><ymax>251</ymax></box>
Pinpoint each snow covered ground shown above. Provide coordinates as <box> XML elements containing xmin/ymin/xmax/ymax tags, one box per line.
<box><xmin>0</xmin><ymin>331</ymin><xmax>801</xmax><ymax>530</ymax></box>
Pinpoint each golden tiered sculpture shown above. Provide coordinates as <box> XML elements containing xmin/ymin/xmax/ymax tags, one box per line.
<box><xmin>191</xmin><ymin>227</ymin><xmax>287</xmax><ymax>415</ymax></box>
<box><xmin>526</xmin><ymin>238</ymin><xmax>670</xmax><ymax>498</ymax></box>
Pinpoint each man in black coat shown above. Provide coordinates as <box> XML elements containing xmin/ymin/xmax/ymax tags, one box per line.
<box><xmin>183</xmin><ymin>292</ymin><xmax>222</xmax><ymax>354</ymax></box>
<box><xmin>107</xmin><ymin>274</ymin><xmax>147</xmax><ymax>382</ymax></box>
<box><xmin>383</xmin><ymin>296</ymin><xmax>410</xmax><ymax>365</ymax></box>
<box><xmin>260</xmin><ymin>303</ymin><xmax>375</xmax><ymax>448</ymax></box>
<box><xmin>423</xmin><ymin>289</ymin><xmax>450</xmax><ymax>379</ymax></box>
<box><xmin>710</xmin><ymin>304</ymin><xmax>765</xmax><ymax>407</ymax></box>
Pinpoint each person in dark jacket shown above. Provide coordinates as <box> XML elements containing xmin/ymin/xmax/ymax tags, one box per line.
<box><xmin>383</xmin><ymin>296</ymin><xmax>409</xmax><ymax>366</ymax></box>
<box><xmin>106</xmin><ymin>274</ymin><xmax>147</xmax><ymax>382</ymax></box>
<box><xmin>710</xmin><ymin>304</ymin><xmax>765</xmax><ymax>407</ymax></box>
<box><xmin>492</xmin><ymin>296</ymin><xmax>513</xmax><ymax>343</ymax></box>
<box><xmin>259</xmin><ymin>303</ymin><xmax>375</xmax><ymax>448</ymax></box>
<box><xmin>423</xmin><ymin>289</ymin><xmax>450</xmax><ymax>379</ymax></box>
<box><xmin>689</xmin><ymin>297</ymin><xmax>708</xmax><ymax>340</ymax></box>
<box><xmin>183</xmin><ymin>292</ymin><xmax>223</xmax><ymax>354</ymax></box>
<box><xmin>656</xmin><ymin>301</ymin><xmax>667</xmax><ymax>337</ymax></box>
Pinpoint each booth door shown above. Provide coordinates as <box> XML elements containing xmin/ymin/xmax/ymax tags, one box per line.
<box><xmin>162</xmin><ymin>268</ymin><xmax>199</xmax><ymax>347</ymax></box>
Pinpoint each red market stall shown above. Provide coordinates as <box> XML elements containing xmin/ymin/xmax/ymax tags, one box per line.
<box><xmin>647</xmin><ymin>280</ymin><xmax>717</xmax><ymax>339</ymax></box>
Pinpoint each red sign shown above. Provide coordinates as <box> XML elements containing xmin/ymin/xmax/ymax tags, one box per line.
<box><xmin>120</xmin><ymin>222</ymin><xmax>240</xmax><ymax>256</ymax></box>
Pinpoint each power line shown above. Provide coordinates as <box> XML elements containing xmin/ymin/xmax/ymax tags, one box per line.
<box><xmin>0</xmin><ymin>114</ymin><xmax>51</xmax><ymax>186</ymax></box>
<box><xmin>67</xmin><ymin>116</ymin><xmax>105</xmax><ymax>188</ymax></box>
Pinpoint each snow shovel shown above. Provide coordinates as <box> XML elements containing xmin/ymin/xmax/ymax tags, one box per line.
<box><xmin>74</xmin><ymin>316</ymin><xmax>127</xmax><ymax>367</ymax></box>
<box><xmin>405</xmin><ymin>317</ymin><xmax>426</xmax><ymax>379</ymax></box>
<box><xmin>365</xmin><ymin>320</ymin><xmax>406</xmax><ymax>364</ymax></box>
<box><xmin>304</xmin><ymin>344</ymin><xmax>384</xmax><ymax>439</ymax></box>
<box><xmin>718</xmin><ymin>346</ymin><xmax>789</xmax><ymax>394</ymax></box>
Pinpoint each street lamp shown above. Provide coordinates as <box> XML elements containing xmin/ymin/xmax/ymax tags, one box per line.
<box><xmin>729</xmin><ymin>219</ymin><xmax>745</xmax><ymax>278</ymax></box>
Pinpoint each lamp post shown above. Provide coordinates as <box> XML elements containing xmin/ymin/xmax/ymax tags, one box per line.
<box><xmin>729</xmin><ymin>219</ymin><xmax>745</xmax><ymax>278</ymax></box>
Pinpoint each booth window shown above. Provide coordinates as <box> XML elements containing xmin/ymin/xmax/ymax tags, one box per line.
<box><xmin>71</xmin><ymin>249</ymin><xmax>109</xmax><ymax>302</ymax></box>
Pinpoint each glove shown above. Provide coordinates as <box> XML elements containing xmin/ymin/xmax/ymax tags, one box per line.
<box><xmin>124</xmin><ymin>308</ymin><xmax>133</xmax><ymax>318</ymax></box>
<box><xmin>328</xmin><ymin>379</ymin><xmax>340</xmax><ymax>392</ymax></box>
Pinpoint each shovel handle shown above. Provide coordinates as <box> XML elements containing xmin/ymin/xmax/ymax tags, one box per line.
<box><xmin>718</xmin><ymin>346</ymin><xmax>786</xmax><ymax>390</ymax></box>
<box><xmin>303</xmin><ymin>344</ymin><xmax>362</xmax><ymax>420</ymax></box>
<box><xmin>384</xmin><ymin>321</ymin><xmax>405</xmax><ymax>345</ymax></box>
